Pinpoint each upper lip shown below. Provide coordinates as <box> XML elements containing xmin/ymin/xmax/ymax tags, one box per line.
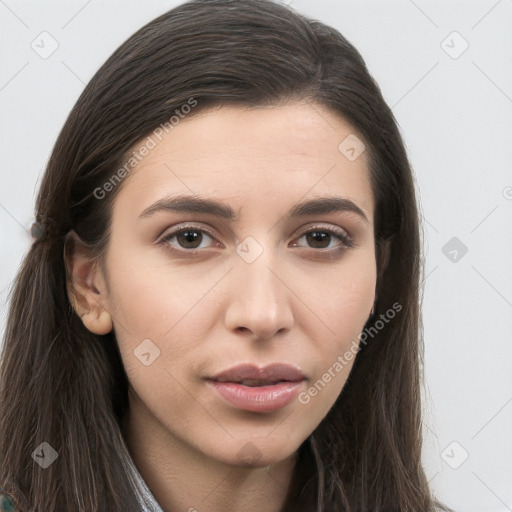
<box><xmin>208</xmin><ymin>363</ymin><xmax>306</xmax><ymax>384</ymax></box>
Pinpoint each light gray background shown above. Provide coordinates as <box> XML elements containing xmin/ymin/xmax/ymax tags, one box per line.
<box><xmin>1</xmin><ymin>1</ymin><xmax>511</xmax><ymax>511</ymax></box>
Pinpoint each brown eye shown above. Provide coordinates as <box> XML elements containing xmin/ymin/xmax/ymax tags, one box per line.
<box><xmin>293</xmin><ymin>226</ymin><xmax>353</xmax><ymax>251</ymax></box>
<box><xmin>305</xmin><ymin>231</ymin><xmax>332</xmax><ymax>249</ymax></box>
<box><xmin>176</xmin><ymin>230</ymin><xmax>204</xmax><ymax>249</ymax></box>
<box><xmin>160</xmin><ymin>226</ymin><xmax>217</xmax><ymax>251</ymax></box>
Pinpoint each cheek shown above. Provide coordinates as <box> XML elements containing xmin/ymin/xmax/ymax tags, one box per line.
<box><xmin>104</xmin><ymin>250</ymin><xmax>242</xmax><ymax>406</ymax></box>
<box><xmin>292</xmin><ymin>251</ymin><xmax>376</xmax><ymax>402</ymax></box>
<box><xmin>326</xmin><ymin>270</ymin><xmax>375</xmax><ymax>341</ymax></box>
<box><xmin>295</xmin><ymin>249</ymin><xmax>376</xmax><ymax>344</ymax></box>
<box><xmin>105</xmin><ymin>248</ymin><xmax>218</xmax><ymax>340</ymax></box>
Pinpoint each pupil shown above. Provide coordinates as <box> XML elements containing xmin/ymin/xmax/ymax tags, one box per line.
<box><xmin>307</xmin><ymin>231</ymin><xmax>330</xmax><ymax>248</ymax></box>
<box><xmin>178</xmin><ymin>230</ymin><xmax>202</xmax><ymax>248</ymax></box>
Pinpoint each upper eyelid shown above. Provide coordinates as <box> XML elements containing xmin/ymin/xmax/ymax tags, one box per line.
<box><xmin>159</xmin><ymin>222</ymin><xmax>352</xmax><ymax>246</ymax></box>
<box><xmin>158</xmin><ymin>223</ymin><xmax>217</xmax><ymax>241</ymax></box>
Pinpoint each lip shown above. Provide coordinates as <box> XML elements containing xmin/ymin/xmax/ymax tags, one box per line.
<box><xmin>206</xmin><ymin>380</ymin><xmax>304</xmax><ymax>412</ymax></box>
<box><xmin>206</xmin><ymin>363</ymin><xmax>306</xmax><ymax>412</ymax></box>
<box><xmin>209</xmin><ymin>363</ymin><xmax>306</xmax><ymax>384</ymax></box>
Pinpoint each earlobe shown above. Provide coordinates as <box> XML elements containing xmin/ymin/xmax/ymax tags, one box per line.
<box><xmin>64</xmin><ymin>230</ymin><xmax>113</xmax><ymax>335</ymax></box>
<box><xmin>81</xmin><ymin>308</ymin><xmax>113</xmax><ymax>335</ymax></box>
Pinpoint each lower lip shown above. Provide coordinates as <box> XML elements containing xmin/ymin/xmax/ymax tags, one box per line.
<box><xmin>206</xmin><ymin>380</ymin><xmax>304</xmax><ymax>412</ymax></box>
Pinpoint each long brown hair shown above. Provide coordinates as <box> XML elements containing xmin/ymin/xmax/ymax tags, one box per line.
<box><xmin>0</xmin><ymin>1</ymin><xmax>449</xmax><ymax>510</ymax></box>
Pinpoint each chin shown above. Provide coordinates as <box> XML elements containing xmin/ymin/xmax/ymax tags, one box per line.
<box><xmin>210</xmin><ymin>440</ymin><xmax>298</xmax><ymax>469</ymax></box>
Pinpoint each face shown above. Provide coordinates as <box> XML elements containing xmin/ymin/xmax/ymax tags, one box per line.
<box><xmin>80</xmin><ymin>102</ymin><xmax>376</xmax><ymax>468</ymax></box>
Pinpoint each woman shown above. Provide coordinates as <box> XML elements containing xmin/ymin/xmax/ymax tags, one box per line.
<box><xmin>0</xmin><ymin>0</ymin><xmax>450</xmax><ymax>510</ymax></box>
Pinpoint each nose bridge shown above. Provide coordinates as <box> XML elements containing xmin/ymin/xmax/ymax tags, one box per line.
<box><xmin>224</xmin><ymin>236</ymin><xmax>294</xmax><ymax>338</ymax></box>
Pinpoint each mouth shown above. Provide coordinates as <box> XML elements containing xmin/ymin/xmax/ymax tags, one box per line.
<box><xmin>205</xmin><ymin>363</ymin><xmax>306</xmax><ymax>412</ymax></box>
<box><xmin>210</xmin><ymin>378</ymin><xmax>298</xmax><ymax>387</ymax></box>
<box><xmin>208</xmin><ymin>362</ymin><xmax>306</xmax><ymax>384</ymax></box>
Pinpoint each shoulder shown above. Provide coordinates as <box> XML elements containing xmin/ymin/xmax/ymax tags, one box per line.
<box><xmin>0</xmin><ymin>487</ymin><xmax>20</xmax><ymax>512</ymax></box>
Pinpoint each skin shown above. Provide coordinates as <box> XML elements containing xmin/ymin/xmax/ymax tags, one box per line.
<box><xmin>67</xmin><ymin>101</ymin><xmax>376</xmax><ymax>512</ymax></box>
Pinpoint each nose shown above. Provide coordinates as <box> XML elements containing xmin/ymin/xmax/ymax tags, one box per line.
<box><xmin>223</xmin><ymin>249</ymin><xmax>294</xmax><ymax>340</ymax></box>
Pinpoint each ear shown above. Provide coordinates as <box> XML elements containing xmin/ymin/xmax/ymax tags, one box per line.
<box><xmin>64</xmin><ymin>230</ymin><xmax>113</xmax><ymax>335</ymax></box>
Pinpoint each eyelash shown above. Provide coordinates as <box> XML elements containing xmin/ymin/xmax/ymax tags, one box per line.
<box><xmin>157</xmin><ymin>223</ymin><xmax>355</xmax><ymax>256</ymax></box>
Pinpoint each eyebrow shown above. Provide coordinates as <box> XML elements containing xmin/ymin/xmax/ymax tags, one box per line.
<box><xmin>138</xmin><ymin>194</ymin><xmax>369</xmax><ymax>223</ymax></box>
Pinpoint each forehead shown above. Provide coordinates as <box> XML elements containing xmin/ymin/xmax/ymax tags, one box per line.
<box><xmin>114</xmin><ymin>102</ymin><xmax>373</xmax><ymax>220</ymax></box>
